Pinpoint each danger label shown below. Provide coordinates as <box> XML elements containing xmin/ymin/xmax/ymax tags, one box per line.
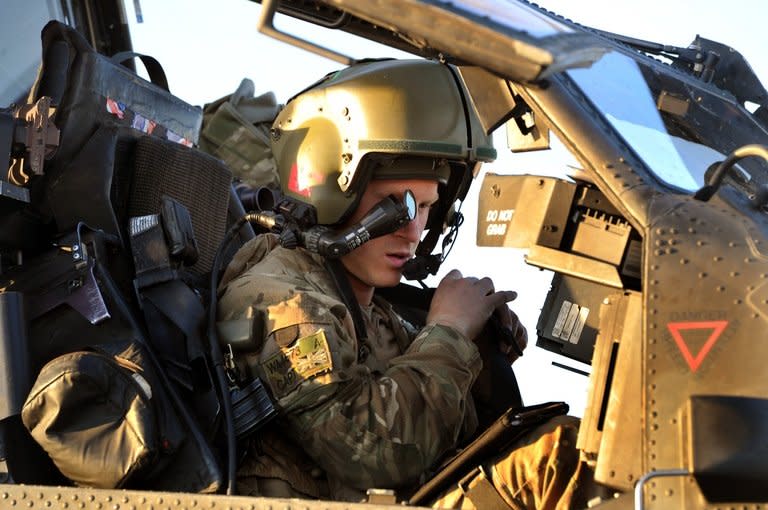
<box><xmin>667</xmin><ymin>320</ymin><xmax>728</xmax><ymax>372</ymax></box>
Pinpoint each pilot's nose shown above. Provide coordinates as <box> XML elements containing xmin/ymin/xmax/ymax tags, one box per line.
<box><xmin>396</xmin><ymin>216</ymin><xmax>423</xmax><ymax>243</ymax></box>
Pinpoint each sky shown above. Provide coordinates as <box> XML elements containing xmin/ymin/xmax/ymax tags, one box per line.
<box><xmin>125</xmin><ymin>0</ymin><xmax>767</xmax><ymax>415</ymax></box>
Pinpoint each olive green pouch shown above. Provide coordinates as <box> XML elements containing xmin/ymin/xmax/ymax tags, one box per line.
<box><xmin>198</xmin><ymin>79</ymin><xmax>281</xmax><ymax>189</ymax></box>
<box><xmin>21</xmin><ymin>349</ymin><xmax>160</xmax><ymax>488</ymax></box>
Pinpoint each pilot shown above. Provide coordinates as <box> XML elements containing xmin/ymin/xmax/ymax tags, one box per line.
<box><xmin>217</xmin><ymin>58</ymin><xmax>600</xmax><ymax>509</ymax></box>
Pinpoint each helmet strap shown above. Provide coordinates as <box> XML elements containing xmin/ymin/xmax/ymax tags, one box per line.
<box><xmin>403</xmin><ymin>209</ymin><xmax>464</xmax><ymax>282</ymax></box>
<box><xmin>404</xmin><ymin>160</ymin><xmax>469</xmax><ymax>281</ymax></box>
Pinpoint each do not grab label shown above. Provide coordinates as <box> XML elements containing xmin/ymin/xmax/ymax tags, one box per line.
<box><xmin>484</xmin><ymin>208</ymin><xmax>514</xmax><ymax>236</ymax></box>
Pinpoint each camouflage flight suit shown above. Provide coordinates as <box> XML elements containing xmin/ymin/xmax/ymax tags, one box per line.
<box><xmin>217</xmin><ymin>234</ymin><xmax>598</xmax><ymax>508</ymax></box>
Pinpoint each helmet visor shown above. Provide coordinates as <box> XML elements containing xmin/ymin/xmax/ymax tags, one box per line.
<box><xmin>368</xmin><ymin>155</ymin><xmax>451</xmax><ymax>185</ymax></box>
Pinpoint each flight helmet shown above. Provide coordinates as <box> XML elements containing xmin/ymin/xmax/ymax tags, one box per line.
<box><xmin>271</xmin><ymin>58</ymin><xmax>496</xmax><ymax>234</ymax></box>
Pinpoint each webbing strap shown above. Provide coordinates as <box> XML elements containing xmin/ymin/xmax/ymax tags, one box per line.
<box><xmin>140</xmin><ymin>279</ymin><xmax>220</xmax><ymax>438</ymax></box>
<box><xmin>324</xmin><ymin>258</ymin><xmax>367</xmax><ymax>345</ymax></box>
<box><xmin>142</xmin><ymin>280</ymin><xmax>205</xmax><ymax>360</ymax></box>
<box><xmin>111</xmin><ymin>51</ymin><xmax>170</xmax><ymax>91</ymax></box>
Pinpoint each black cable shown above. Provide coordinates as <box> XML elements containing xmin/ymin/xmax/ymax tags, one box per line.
<box><xmin>94</xmin><ymin>257</ymin><xmax>222</xmax><ymax>486</ymax></box>
<box><xmin>207</xmin><ymin>215</ymin><xmax>252</xmax><ymax>495</ymax></box>
<box><xmin>325</xmin><ymin>258</ymin><xmax>368</xmax><ymax>343</ymax></box>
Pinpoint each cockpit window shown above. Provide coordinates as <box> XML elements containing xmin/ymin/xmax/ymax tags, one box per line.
<box><xmin>444</xmin><ymin>0</ymin><xmax>574</xmax><ymax>37</ymax></box>
<box><xmin>1</xmin><ymin>1</ymin><xmax>67</xmax><ymax>105</ymax></box>
<box><xmin>567</xmin><ymin>50</ymin><xmax>768</xmax><ymax>192</ymax></box>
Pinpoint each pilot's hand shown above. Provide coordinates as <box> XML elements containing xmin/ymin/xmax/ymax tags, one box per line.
<box><xmin>427</xmin><ymin>269</ymin><xmax>518</xmax><ymax>341</ymax></box>
<box><xmin>494</xmin><ymin>307</ymin><xmax>528</xmax><ymax>364</ymax></box>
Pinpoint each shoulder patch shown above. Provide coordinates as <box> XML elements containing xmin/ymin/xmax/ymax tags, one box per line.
<box><xmin>261</xmin><ymin>329</ymin><xmax>333</xmax><ymax>399</ymax></box>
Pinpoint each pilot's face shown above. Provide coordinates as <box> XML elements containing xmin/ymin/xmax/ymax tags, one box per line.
<box><xmin>341</xmin><ymin>178</ymin><xmax>438</xmax><ymax>304</ymax></box>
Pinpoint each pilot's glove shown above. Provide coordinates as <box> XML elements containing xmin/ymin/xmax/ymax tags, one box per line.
<box><xmin>493</xmin><ymin>307</ymin><xmax>528</xmax><ymax>364</ymax></box>
<box><xmin>427</xmin><ymin>269</ymin><xmax>518</xmax><ymax>341</ymax></box>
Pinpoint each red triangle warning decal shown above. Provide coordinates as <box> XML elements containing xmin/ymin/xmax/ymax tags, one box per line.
<box><xmin>666</xmin><ymin>320</ymin><xmax>728</xmax><ymax>372</ymax></box>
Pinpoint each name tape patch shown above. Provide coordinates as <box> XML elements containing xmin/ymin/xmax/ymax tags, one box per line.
<box><xmin>261</xmin><ymin>329</ymin><xmax>333</xmax><ymax>399</ymax></box>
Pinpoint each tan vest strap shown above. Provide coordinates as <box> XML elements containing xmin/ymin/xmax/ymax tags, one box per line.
<box><xmin>459</xmin><ymin>466</ymin><xmax>513</xmax><ymax>510</ymax></box>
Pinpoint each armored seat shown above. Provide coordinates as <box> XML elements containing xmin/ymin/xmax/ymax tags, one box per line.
<box><xmin>0</xmin><ymin>20</ymin><xmax>252</xmax><ymax>490</ymax></box>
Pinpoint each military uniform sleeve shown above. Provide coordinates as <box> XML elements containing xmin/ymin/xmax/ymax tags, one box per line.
<box><xmin>220</xmin><ymin>274</ymin><xmax>481</xmax><ymax>491</ymax></box>
<box><xmin>292</xmin><ymin>321</ymin><xmax>480</xmax><ymax>491</ymax></box>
